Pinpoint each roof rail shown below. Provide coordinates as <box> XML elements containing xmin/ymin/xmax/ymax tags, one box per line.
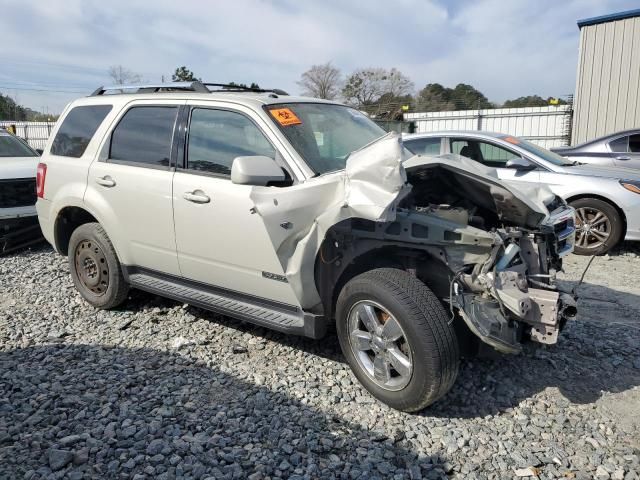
<box><xmin>90</xmin><ymin>81</ymin><xmax>210</xmax><ymax>96</ymax></box>
<box><xmin>90</xmin><ymin>81</ymin><xmax>289</xmax><ymax>97</ymax></box>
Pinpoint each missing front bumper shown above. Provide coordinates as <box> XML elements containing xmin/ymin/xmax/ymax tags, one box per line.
<box><xmin>453</xmin><ymin>290</ymin><xmax>577</xmax><ymax>354</ymax></box>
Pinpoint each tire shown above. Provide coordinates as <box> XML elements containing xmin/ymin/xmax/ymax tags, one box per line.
<box><xmin>68</xmin><ymin>222</ymin><xmax>129</xmax><ymax>309</ymax></box>
<box><xmin>569</xmin><ymin>198</ymin><xmax>623</xmax><ymax>255</ymax></box>
<box><xmin>336</xmin><ymin>268</ymin><xmax>459</xmax><ymax>412</ymax></box>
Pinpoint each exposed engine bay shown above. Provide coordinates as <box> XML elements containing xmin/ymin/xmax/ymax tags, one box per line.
<box><xmin>316</xmin><ymin>159</ymin><xmax>577</xmax><ymax>354</ymax></box>
<box><xmin>251</xmin><ymin>133</ymin><xmax>577</xmax><ymax>353</ymax></box>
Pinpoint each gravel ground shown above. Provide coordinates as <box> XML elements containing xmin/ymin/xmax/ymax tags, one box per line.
<box><xmin>1</xmin><ymin>244</ymin><xmax>639</xmax><ymax>480</ymax></box>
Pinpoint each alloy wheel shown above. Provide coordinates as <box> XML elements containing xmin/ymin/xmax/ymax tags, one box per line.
<box><xmin>574</xmin><ymin>207</ymin><xmax>611</xmax><ymax>250</ymax></box>
<box><xmin>347</xmin><ymin>300</ymin><xmax>413</xmax><ymax>391</ymax></box>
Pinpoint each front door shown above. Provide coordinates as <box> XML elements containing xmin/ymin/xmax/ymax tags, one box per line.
<box><xmin>172</xmin><ymin>105</ymin><xmax>301</xmax><ymax>307</ymax></box>
<box><xmin>449</xmin><ymin>137</ymin><xmax>541</xmax><ymax>185</ymax></box>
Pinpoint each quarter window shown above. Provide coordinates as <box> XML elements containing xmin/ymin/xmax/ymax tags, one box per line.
<box><xmin>404</xmin><ymin>137</ymin><xmax>441</xmax><ymax>156</ymax></box>
<box><xmin>629</xmin><ymin>134</ymin><xmax>640</xmax><ymax>153</ymax></box>
<box><xmin>110</xmin><ymin>106</ymin><xmax>178</xmax><ymax>167</ymax></box>
<box><xmin>186</xmin><ymin>108</ymin><xmax>276</xmax><ymax>176</ymax></box>
<box><xmin>609</xmin><ymin>136</ymin><xmax>629</xmax><ymax>153</ymax></box>
<box><xmin>51</xmin><ymin>105</ymin><xmax>112</xmax><ymax>158</ymax></box>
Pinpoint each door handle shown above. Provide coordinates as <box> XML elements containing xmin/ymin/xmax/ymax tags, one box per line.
<box><xmin>616</xmin><ymin>155</ymin><xmax>631</xmax><ymax>160</ymax></box>
<box><xmin>96</xmin><ymin>176</ymin><xmax>116</xmax><ymax>187</ymax></box>
<box><xmin>183</xmin><ymin>191</ymin><xmax>210</xmax><ymax>204</ymax></box>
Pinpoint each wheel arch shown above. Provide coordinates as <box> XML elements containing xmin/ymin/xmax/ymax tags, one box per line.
<box><xmin>54</xmin><ymin>206</ymin><xmax>98</xmax><ymax>255</ymax></box>
<box><xmin>566</xmin><ymin>193</ymin><xmax>627</xmax><ymax>236</ymax></box>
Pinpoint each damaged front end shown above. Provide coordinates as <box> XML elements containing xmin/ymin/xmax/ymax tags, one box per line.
<box><xmin>252</xmin><ymin>133</ymin><xmax>577</xmax><ymax>353</ymax></box>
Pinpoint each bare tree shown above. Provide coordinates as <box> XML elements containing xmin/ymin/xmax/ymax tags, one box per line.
<box><xmin>385</xmin><ymin>68</ymin><xmax>414</xmax><ymax>97</ymax></box>
<box><xmin>108</xmin><ymin>65</ymin><xmax>142</xmax><ymax>85</ymax></box>
<box><xmin>297</xmin><ymin>62</ymin><xmax>342</xmax><ymax>99</ymax></box>
<box><xmin>342</xmin><ymin>68</ymin><xmax>388</xmax><ymax>106</ymax></box>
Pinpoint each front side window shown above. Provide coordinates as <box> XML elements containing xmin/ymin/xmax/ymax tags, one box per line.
<box><xmin>186</xmin><ymin>108</ymin><xmax>276</xmax><ymax>176</ymax></box>
<box><xmin>629</xmin><ymin>134</ymin><xmax>640</xmax><ymax>153</ymax></box>
<box><xmin>266</xmin><ymin>103</ymin><xmax>386</xmax><ymax>175</ymax></box>
<box><xmin>51</xmin><ymin>105</ymin><xmax>112</xmax><ymax>158</ymax></box>
<box><xmin>404</xmin><ymin>137</ymin><xmax>441</xmax><ymax>156</ymax></box>
<box><xmin>451</xmin><ymin>139</ymin><xmax>521</xmax><ymax>168</ymax></box>
<box><xmin>609</xmin><ymin>136</ymin><xmax>629</xmax><ymax>153</ymax></box>
<box><xmin>110</xmin><ymin>106</ymin><xmax>178</xmax><ymax>167</ymax></box>
<box><xmin>0</xmin><ymin>134</ymin><xmax>38</xmax><ymax>157</ymax></box>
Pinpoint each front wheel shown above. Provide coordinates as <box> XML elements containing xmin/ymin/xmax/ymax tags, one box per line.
<box><xmin>569</xmin><ymin>198</ymin><xmax>623</xmax><ymax>255</ymax></box>
<box><xmin>336</xmin><ymin>268</ymin><xmax>459</xmax><ymax>412</ymax></box>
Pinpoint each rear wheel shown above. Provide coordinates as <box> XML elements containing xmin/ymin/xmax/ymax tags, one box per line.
<box><xmin>68</xmin><ymin>223</ymin><xmax>129</xmax><ymax>309</ymax></box>
<box><xmin>336</xmin><ymin>268</ymin><xmax>459</xmax><ymax>412</ymax></box>
<box><xmin>569</xmin><ymin>198</ymin><xmax>623</xmax><ymax>255</ymax></box>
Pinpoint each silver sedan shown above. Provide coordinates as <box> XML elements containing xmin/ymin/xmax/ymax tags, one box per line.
<box><xmin>403</xmin><ymin>131</ymin><xmax>640</xmax><ymax>255</ymax></box>
<box><xmin>552</xmin><ymin>129</ymin><xmax>640</xmax><ymax>169</ymax></box>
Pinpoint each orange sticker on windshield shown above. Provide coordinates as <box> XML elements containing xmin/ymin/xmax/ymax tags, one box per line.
<box><xmin>270</xmin><ymin>108</ymin><xmax>302</xmax><ymax>126</ymax></box>
<box><xmin>503</xmin><ymin>136</ymin><xmax>520</xmax><ymax>145</ymax></box>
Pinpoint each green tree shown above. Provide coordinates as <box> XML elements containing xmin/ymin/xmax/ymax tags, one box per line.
<box><xmin>0</xmin><ymin>93</ymin><xmax>28</xmax><ymax>121</ymax></box>
<box><xmin>502</xmin><ymin>95</ymin><xmax>567</xmax><ymax>108</ymax></box>
<box><xmin>172</xmin><ymin>66</ymin><xmax>198</xmax><ymax>82</ymax></box>
<box><xmin>415</xmin><ymin>83</ymin><xmax>493</xmax><ymax>111</ymax></box>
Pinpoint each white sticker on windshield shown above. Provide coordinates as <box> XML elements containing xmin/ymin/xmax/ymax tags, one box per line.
<box><xmin>314</xmin><ymin>131</ymin><xmax>324</xmax><ymax>146</ymax></box>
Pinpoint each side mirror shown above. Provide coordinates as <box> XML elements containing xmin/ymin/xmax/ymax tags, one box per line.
<box><xmin>505</xmin><ymin>157</ymin><xmax>536</xmax><ymax>170</ymax></box>
<box><xmin>35</xmin><ymin>149</ymin><xmax>43</xmax><ymax>155</ymax></box>
<box><xmin>231</xmin><ymin>156</ymin><xmax>285</xmax><ymax>186</ymax></box>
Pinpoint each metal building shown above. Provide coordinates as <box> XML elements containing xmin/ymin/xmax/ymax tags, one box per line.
<box><xmin>572</xmin><ymin>9</ymin><xmax>640</xmax><ymax>145</ymax></box>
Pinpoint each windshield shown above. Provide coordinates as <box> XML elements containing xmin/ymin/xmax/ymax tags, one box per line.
<box><xmin>0</xmin><ymin>134</ymin><xmax>38</xmax><ymax>158</ymax></box>
<box><xmin>499</xmin><ymin>135</ymin><xmax>574</xmax><ymax>166</ymax></box>
<box><xmin>266</xmin><ymin>103</ymin><xmax>386</xmax><ymax>175</ymax></box>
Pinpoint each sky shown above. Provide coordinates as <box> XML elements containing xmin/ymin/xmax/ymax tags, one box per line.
<box><xmin>0</xmin><ymin>0</ymin><xmax>637</xmax><ymax>115</ymax></box>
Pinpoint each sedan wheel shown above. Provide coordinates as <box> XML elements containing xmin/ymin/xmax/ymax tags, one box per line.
<box><xmin>569</xmin><ymin>198</ymin><xmax>623</xmax><ymax>255</ymax></box>
<box><xmin>574</xmin><ymin>207</ymin><xmax>611</xmax><ymax>250</ymax></box>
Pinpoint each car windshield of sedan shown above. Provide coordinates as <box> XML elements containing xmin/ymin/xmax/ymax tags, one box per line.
<box><xmin>0</xmin><ymin>134</ymin><xmax>38</xmax><ymax>158</ymax></box>
<box><xmin>266</xmin><ymin>103</ymin><xmax>386</xmax><ymax>175</ymax></box>
<box><xmin>500</xmin><ymin>135</ymin><xmax>575</xmax><ymax>166</ymax></box>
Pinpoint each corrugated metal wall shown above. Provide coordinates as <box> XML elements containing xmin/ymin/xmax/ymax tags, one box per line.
<box><xmin>572</xmin><ymin>15</ymin><xmax>640</xmax><ymax>144</ymax></box>
<box><xmin>405</xmin><ymin>105</ymin><xmax>572</xmax><ymax>149</ymax></box>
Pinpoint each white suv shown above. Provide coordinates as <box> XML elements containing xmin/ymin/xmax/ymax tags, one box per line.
<box><xmin>37</xmin><ymin>82</ymin><xmax>577</xmax><ymax>411</ymax></box>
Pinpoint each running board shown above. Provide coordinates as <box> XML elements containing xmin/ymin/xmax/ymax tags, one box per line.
<box><xmin>125</xmin><ymin>268</ymin><xmax>327</xmax><ymax>339</ymax></box>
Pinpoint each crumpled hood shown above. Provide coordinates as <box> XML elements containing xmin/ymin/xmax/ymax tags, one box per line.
<box><xmin>403</xmin><ymin>153</ymin><xmax>552</xmax><ymax>227</ymax></box>
<box><xmin>560</xmin><ymin>163</ymin><xmax>640</xmax><ymax>181</ymax></box>
<box><xmin>0</xmin><ymin>157</ymin><xmax>39</xmax><ymax>180</ymax></box>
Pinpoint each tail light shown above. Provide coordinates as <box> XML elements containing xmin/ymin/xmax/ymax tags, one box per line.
<box><xmin>36</xmin><ymin>163</ymin><xmax>47</xmax><ymax>198</ymax></box>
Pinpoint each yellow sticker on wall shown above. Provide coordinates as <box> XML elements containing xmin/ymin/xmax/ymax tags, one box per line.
<box><xmin>270</xmin><ymin>108</ymin><xmax>302</xmax><ymax>126</ymax></box>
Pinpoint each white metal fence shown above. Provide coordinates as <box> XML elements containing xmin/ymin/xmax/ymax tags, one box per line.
<box><xmin>404</xmin><ymin>105</ymin><xmax>573</xmax><ymax>149</ymax></box>
<box><xmin>0</xmin><ymin>121</ymin><xmax>57</xmax><ymax>150</ymax></box>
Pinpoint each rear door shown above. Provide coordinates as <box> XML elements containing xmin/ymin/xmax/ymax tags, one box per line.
<box><xmin>609</xmin><ymin>134</ymin><xmax>640</xmax><ymax>169</ymax></box>
<box><xmin>172</xmin><ymin>103</ymin><xmax>301</xmax><ymax>306</ymax></box>
<box><xmin>85</xmin><ymin>101</ymin><xmax>183</xmax><ymax>275</ymax></box>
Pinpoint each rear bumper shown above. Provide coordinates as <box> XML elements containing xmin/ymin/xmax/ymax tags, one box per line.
<box><xmin>35</xmin><ymin>198</ymin><xmax>55</xmax><ymax>248</ymax></box>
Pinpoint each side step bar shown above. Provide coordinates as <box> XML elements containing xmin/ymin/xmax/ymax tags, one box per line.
<box><xmin>124</xmin><ymin>268</ymin><xmax>327</xmax><ymax>339</ymax></box>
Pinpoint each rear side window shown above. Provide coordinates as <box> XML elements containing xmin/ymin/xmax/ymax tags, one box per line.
<box><xmin>110</xmin><ymin>106</ymin><xmax>178</xmax><ymax>167</ymax></box>
<box><xmin>186</xmin><ymin>108</ymin><xmax>276</xmax><ymax>176</ymax></box>
<box><xmin>404</xmin><ymin>137</ymin><xmax>441</xmax><ymax>156</ymax></box>
<box><xmin>51</xmin><ymin>105</ymin><xmax>112</xmax><ymax>157</ymax></box>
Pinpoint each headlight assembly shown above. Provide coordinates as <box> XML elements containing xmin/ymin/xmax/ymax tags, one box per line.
<box><xmin>620</xmin><ymin>180</ymin><xmax>640</xmax><ymax>194</ymax></box>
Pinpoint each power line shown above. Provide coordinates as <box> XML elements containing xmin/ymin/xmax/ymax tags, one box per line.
<box><xmin>0</xmin><ymin>85</ymin><xmax>87</xmax><ymax>94</ymax></box>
